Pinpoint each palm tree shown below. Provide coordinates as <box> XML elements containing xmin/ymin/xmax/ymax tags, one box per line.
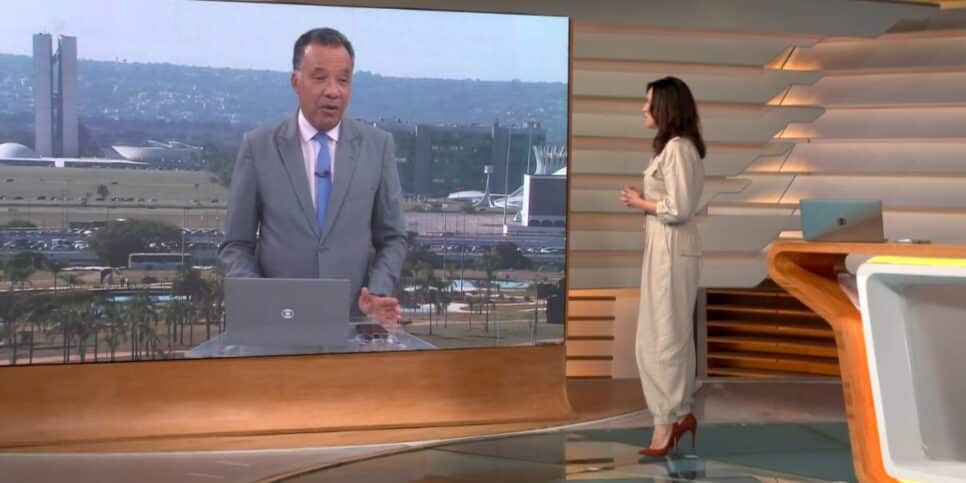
<box><xmin>5</xmin><ymin>251</ymin><xmax>48</xmax><ymax>290</ymax></box>
<box><xmin>46</xmin><ymin>260</ymin><xmax>66</xmax><ymax>292</ymax></box>
<box><xmin>196</xmin><ymin>274</ymin><xmax>225</xmax><ymax>341</ymax></box>
<box><xmin>20</xmin><ymin>296</ymin><xmax>58</xmax><ymax>365</ymax></box>
<box><xmin>414</xmin><ymin>261</ymin><xmax>436</xmax><ymax>326</ymax></box>
<box><xmin>89</xmin><ymin>310</ymin><xmax>107</xmax><ymax>362</ymax></box>
<box><xmin>4</xmin><ymin>295</ymin><xmax>56</xmax><ymax>365</ymax></box>
<box><xmin>124</xmin><ymin>292</ymin><xmax>158</xmax><ymax>361</ymax></box>
<box><xmin>72</xmin><ymin>304</ymin><xmax>100</xmax><ymax>363</ymax></box>
<box><xmin>47</xmin><ymin>304</ymin><xmax>82</xmax><ymax>363</ymax></box>
<box><xmin>444</xmin><ymin>264</ymin><xmax>459</xmax><ymax>296</ymax></box>
<box><xmin>173</xmin><ymin>267</ymin><xmax>205</xmax><ymax>301</ymax></box>
<box><xmin>174</xmin><ymin>267</ymin><xmax>209</xmax><ymax>346</ymax></box>
<box><xmin>3</xmin><ymin>263</ymin><xmax>34</xmax><ymax>291</ymax></box>
<box><xmin>161</xmin><ymin>297</ymin><xmax>197</xmax><ymax>350</ymax></box>
<box><xmin>14</xmin><ymin>292</ymin><xmax>98</xmax><ymax>364</ymax></box>
<box><xmin>100</xmin><ymin>303</ymin><xmax>126</xmax><ymax>362</ymax></box>
<box><xmin>213</xmin><ymin>272</ymin><xmax>227</xmax><ymax>333</ymax></box>
<box><xmin>207</xmin><ymin>274</ymin><xmax>226</xmax><ymax>336</ymax></box>
<box><xmin>1</xmin><ymin>318</ymin><xmax>18</xmax><ymax>365</ymax></box>
<box><xmin>161</xmin><ymin>299</ymin><xmax>183</xmax><ymax>351</ymax></box>
<box><xmin>178</xmin><ymin>299</ymin><xmax>190</xmax><ymax>345</ymax></box>
<box><xmin>183</xmin><ymin>302</ymin><xmax>198</xmax><ymax>346</ymax></box>
<box><xmin>0</xmin><ymin>289</ymin><xmax>18</xmax><ymax>364</ymax></box>
<box><xmin>433</xmin><ymin>278</ymin><xmax>450</xmax><ymax>328</ymax></box>
<box><xmin>138</xmin><ymin>318</ymin><xmax>165</xmax><ymax>360</ymax></box>
<box><xmin>478</xmin><ymin>250</ymin><xmax>501</xmax><ymax>332</ymax></box>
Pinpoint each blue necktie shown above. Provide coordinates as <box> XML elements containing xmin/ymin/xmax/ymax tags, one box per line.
<box><xmin>314</xmin><ymin>132</ymin><xmax>332</xmax><ymax>233</ymax></box>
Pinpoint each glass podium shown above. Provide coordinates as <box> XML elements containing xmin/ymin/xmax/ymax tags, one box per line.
<box><xmin>186</xmin><ymin>322</ymin><xmax>437</xmax><ymax>358</ymax></box>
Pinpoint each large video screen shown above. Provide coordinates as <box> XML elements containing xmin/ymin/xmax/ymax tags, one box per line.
<box><xmin>0</xmin><ymin>0</ymin><xmax>568</xmax><ymax>363</ymax></box>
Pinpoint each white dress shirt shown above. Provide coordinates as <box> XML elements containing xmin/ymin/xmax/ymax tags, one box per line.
<box><xmin>297</xmin><ymin>109</ymin><xmax>341</xmax><ymax>206</ymax></box>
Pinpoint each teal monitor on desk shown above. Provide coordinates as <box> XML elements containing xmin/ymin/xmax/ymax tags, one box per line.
<box><xmin>800</xmin><ymin>199</ymin><xmax>885</xmax><ymax>243</ymax></box>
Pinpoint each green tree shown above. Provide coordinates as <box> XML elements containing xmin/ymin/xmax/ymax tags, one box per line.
<box><xmin>88</xmin><ymin>219</ymin><xmax>181</xmax><ymax>267</ymax></box>
<box><xmin>445</xmin><ymin>264</ymin><xmax>459</xmax><ymax>296</ymax></box>
<box><xmin>47</xmin><ymin>304</ymin><xmax>97</xmax><ymax>363</ymax></box>
<box><xmin>100</xmin><ymin>303</ymin><xmax>127</xmax><ymax>362</ymax></box>
<box><xmin>414</xmin><ymin>261</ymin><xmax>437</xmax><ymax>303</ymax></box>
<box><xmin>493</xmin><ymin>242</ymin><xmax>532</xmax><ymax>270</ymax></box>
<box><xmin>1</xmin><ymin>291</ymin><xmax>95</xmax><ymax>365</ymax></box>
<box><xmin>477</xmin><ymin>250</ymin><xmax>501</xmax><ymax>332</ymax></box>
<box><xmin>173</xmin><ymin>267</ymin><xmax>204</xmax><ymax>301</ymax></box>
<box><xmin>71</xmin><ymin>304</ymin><xmax>100</xmax><ymax>363</ymax></box>
<box><xmin>412</xmin><ymin>261</ymin><xmax>438</xmax><ymax>328</ymax></box>
<box><xmin>201</xmin><ymin>143</ymin><xmax>233</xmax><ymax>187</ymax></box>
<box><xmin>162</xmin><ymin>299</ymin><xmax>184</xmax><ymax>349</ymax></box>
<box><xmin>47</xmin><ymin>305</ymin><xmax>77</xmax><ymax>363</ymax></box>
<box><xmin>0</xmin><ymin>295</ymin><xmax>38</xmax><ymax>365</ymax></box>
<box><xmin>403</xmin><ymin>243</ymin><xmax>442</xmax><ymax>270</ymax></box>
<box><xmin>3</xmin><ymin>251</ymin><xmax>46</xmax><ymax>290</ymax></box>
<box><xmin>60</xmin><ymin>273</ymin><xmax>83</xmax><ymax>287</ymax></box>
<box><xmin>17</xmin><ymin>292</ymin><xmax>97</xmax><ymax>364</ymax></box>
<box><xmin>89</xmin><ymin>307</ymin><xmax>108</xmax><ymax>362</ymax></box>
<box><xmin>124</xmin><ymin>292</ymin><xmax>159</xmax><ymax>360</ymax></box>
<box><xmin>47</xmin><ymin>260</ymin><xmax>66</xmax><ymax>292</ymax></box>
<box><xmin>399</xmin><ymin>238</ymin><xmax>442</xmax><ymax>309</ymax></box>
<box><xmin>181</xmin><ymin>302</ymin><xmax>198</xmax><ymax>346</ymax></box>
<box><xmin>197</xmin><ymin>274</ymin><xmax>225</xmax><ymax>340</ymax></box>
<box><xmin>11</xmin><ymin>251</ymin><xmax>47</xmax><ymax>270</ymax></box>
<box><xmin>0</xmin><ymin>303</ymin><xmax>24</xmax><ymax>365</ymax></box>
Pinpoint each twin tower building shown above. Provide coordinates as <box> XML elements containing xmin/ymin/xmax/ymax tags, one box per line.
<box><xmin>33</xmin><ymin>33</ymin><xmax>79</xmax><ymax>158</ymax></box>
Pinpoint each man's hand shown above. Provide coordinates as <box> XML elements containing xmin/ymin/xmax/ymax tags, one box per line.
<box><xmin>358</xmin><ymin>287</ymin><xmax>402</xmax><ymax>327</ymax></box>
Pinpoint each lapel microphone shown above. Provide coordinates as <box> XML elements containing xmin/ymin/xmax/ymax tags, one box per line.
<box><xmin>315</xmin><ymin>170</ymin><xmax>331</xmax><ymax>178</ymax></box>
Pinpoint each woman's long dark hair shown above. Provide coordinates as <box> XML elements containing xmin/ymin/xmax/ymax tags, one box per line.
<box><xmin>646</xmin><ymin>76</ymin><xmax>706</xmax><ymax>159</ymax></box>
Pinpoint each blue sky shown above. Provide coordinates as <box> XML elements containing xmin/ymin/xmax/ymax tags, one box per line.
<box><xmin>1</xmin><ymin>0</ymin><xmax>568</xmax><ymax>82</ymax></box>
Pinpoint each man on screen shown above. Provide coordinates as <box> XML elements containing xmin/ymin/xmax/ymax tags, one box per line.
<box><xmin>218</xmin><ymin>28</ymin><xmax>406</xmax><ymax>324</ymax></box>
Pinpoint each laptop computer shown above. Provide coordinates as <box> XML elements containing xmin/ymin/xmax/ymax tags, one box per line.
<box><xmin>224</xmin><ymin>278</ymin><xmax>351</xmax><ymax>348</ymax></box>
<box><xmin>800</xmin><ymin>199</ymin><xmax>885</xmax><ymax>243</ymax></box>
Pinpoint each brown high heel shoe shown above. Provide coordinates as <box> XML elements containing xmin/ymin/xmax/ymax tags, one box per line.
<box><xmin>672</xmin><ymin>413</ymin><xmax>698</xmax><ymax>450</ymax></box>
<box><xmin>638</xmin><ymin>425</ymin><xmax>676</xmax><ymax>457</ymax></box>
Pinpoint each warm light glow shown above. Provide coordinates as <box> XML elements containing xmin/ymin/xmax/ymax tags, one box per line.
<box><xmin>766</xmin><ymin>88</ymin><xmax>789</xmax><ymax>106</ymax></box>
<box><xmin>776</xmin><ymin>123</ymin><xmax>818</xmax><ymax>139</ymax></box>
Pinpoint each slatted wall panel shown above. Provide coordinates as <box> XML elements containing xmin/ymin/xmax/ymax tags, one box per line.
<box><xmin>566</xmin><ymin>295</ymin><xmax>616</xmax><ymax>378</ymax></box>
<box><xmin>702</xmin><ymin>285</ymin><xmax>839</xmax><ymax>379</ymax></box>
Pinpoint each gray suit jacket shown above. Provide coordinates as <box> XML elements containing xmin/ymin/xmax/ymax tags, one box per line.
<box><xmin>218</xmin><ymin>114</ymin><xmax>407</xmax><ymax>316</ymax></box>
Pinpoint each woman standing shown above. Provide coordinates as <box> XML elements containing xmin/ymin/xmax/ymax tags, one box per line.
<box><xmin>619</xmin><ymin>76</ymin><xmax>705</xmax><ymax>456</ymax></box>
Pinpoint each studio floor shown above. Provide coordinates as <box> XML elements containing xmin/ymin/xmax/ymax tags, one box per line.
<box><xmin>0</xmin><ymin>379</ymin><xmax>852</xmax><ymax>482</ymax></box>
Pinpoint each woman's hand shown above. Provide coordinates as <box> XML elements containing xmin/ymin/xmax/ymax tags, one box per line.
<box><xmin>620</xmin><ymin>185</ymin><xmax>645</xmax><ymax>209</ymax></box>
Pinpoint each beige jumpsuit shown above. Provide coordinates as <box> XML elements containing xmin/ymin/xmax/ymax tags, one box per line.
<box><xmin>636</xmin><ymin>137</ymin><xmax>704</xmax><ymax>425</ymax></box>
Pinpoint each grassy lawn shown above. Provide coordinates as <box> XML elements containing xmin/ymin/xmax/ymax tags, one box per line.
<box><xmin>406</xmin><ymin>317</ymin><xmax>564</xmax><ymax>349</ymax></box>
<box><xmin>0</xmin><ymin>166</ymin><xmax>548</xmax><ymax>235</ymax></box>
<box><xmin>404</xmin><ymin>297</ymin><xmax>564</xmax><ymax>348</ymax></box>
<box><xmin>0</xmin><ymin>166</ymin><xmax>226</xmax><ymax>203</ymax></box>
<box><xmin>0</xmin><ymin>166</ymin><xmax>228</xmax><ymax>227</ymax></box>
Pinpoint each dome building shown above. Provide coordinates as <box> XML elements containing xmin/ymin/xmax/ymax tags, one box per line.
<box><xmin>0</xmin><ymin>143</ymin><xmax>39</xmax><ymax>159</ymax></box>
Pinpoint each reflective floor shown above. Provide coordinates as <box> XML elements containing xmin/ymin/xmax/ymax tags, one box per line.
<box><xmin>281</xmin><ymin>422</ymin><xmax>855</xmax><ymax>482</ymax></box>
<box><xmin>0</xmin><ymin>380</ymin><xmax>852</xmax><ymax>482</ymax></box>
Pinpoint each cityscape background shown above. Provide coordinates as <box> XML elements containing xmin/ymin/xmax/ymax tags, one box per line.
<box><xmin>0</xmin><ymin>0</ymin><xmax>570</xmax><ymax>364</ymax></box>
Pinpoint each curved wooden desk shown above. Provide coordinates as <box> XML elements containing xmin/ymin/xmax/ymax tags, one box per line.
<box><xmin>0</xmin><ymin>345</ymin><xmax>575</xmax><ymax>451</ymax></box>
<box><xmin>768</xmin><ymin>241</ymin><xmax>966</xmax><ymax>483</ymax></box>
